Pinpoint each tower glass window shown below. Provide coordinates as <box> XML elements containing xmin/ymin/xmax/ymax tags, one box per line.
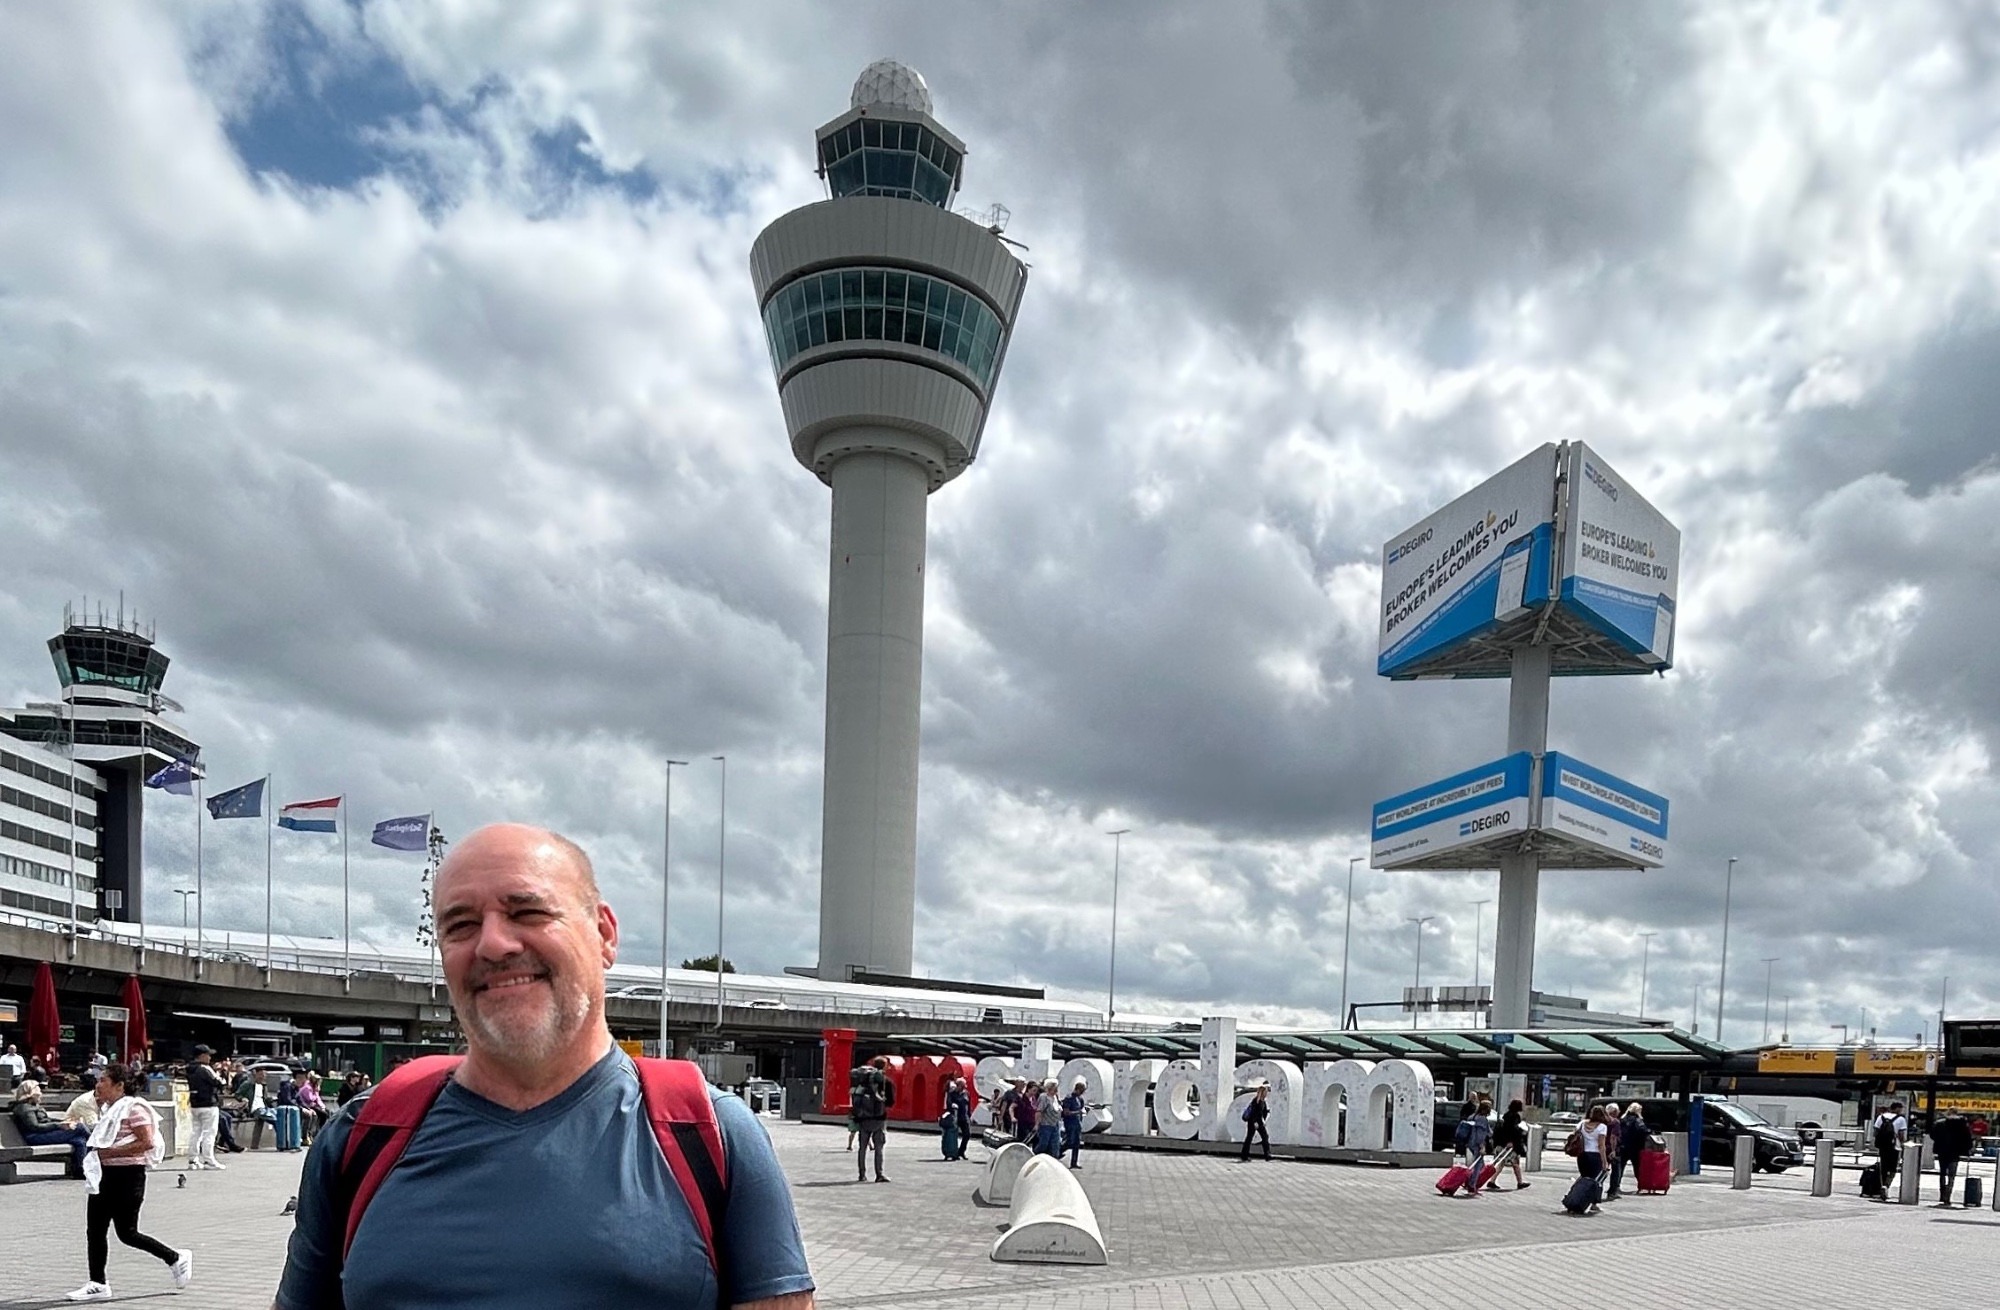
<box><xmin>763</xmin><ymin>267</ymin><xmax>1005</xmax><ymax>389</ymax></box>
<box><xmin>818</xmin><ymin>119</ymin><xmax>962</xmax><ymax>207</ymax></box>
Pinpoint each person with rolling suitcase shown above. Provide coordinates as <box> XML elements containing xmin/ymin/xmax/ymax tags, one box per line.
<box><xmin>1871</xmin><ymin>1102</ymin><xmax>1907</xmax><ymax>1202</ymax></box>
<box><xmin>1562</xmin><ymin>1105</ymin><xmax>1612</xmax><ymax>1215</ymax></box>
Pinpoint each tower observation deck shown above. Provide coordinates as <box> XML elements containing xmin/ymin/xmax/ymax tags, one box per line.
<box><xmin>751</xmin><ymin>62</ymin><xmax>1028</xmax><ymax>982</ymax></box>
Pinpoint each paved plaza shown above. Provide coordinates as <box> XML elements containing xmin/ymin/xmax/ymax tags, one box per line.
<box><xmin>1</xmin><ymin>1120</ymin><xmax>1992</xmax><ymax>1308</ymax></box>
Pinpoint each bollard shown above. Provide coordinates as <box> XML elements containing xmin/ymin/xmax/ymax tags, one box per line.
<box><xmin>990</xmin><ymin>1156</ymin><xmax>1107</xmax><ymax>1265</ymax></box>
<box><xmin>1811</xmin><ymin>1138</ymin><xmax>1834</xmax><ymax>1197</ymax></box>
<box><xmin>1898</xmin><ymin>1141</ymin><xmax>1923</xmax><ymax>1205</ymax></box>
<box><xmin>1524</xmin><ymin>1122</ymin><xmax>1544</xmax><ymax>1173</ymax></box>
<box><xmin>1732</xmin><ymin>1134</ymin><xmax>1755</xmax><ymax>1189</ymax></box>
<box><xmin>1662</xmin><ymin>1131</ymin><xmax>1689</xmax><ymax>1177</ymax></box>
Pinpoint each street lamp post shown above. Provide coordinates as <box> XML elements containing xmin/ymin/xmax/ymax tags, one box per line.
<box><xmin>1339</xmin><ymin>856</ymin><xmax>1361</xmax><ymax>1029</ymax></box>
<box><xmin>173</xmin><ymin>888</ymin><xmax>197</xmax><ymax>929</ymax></box>
<box><xmin>1470</xmin><ymin>898</ymin><xmax>1491</xmax><ymax>993</ymax></box>
<box><xmin>1715</xmin><ymin>856</ymin><xmax>1738</xmax><ymax>1045</ymax></box>
<box><xmin>713</xmin><ymin>755</ymin><xmax>727</xmax><ymax>1031</ymax></box>
<box><xmin>1106</xmin><ymin>829</ymin><xmax>1130</xmax><ymax>1022</ymax></box>
<box><xmin>661</xmin><ymin>758</ymin><xmax>689</xmax><ymax>1053</ymax></box>
<box><xmin>1637</xmin><ymin>931</ymin><xmax>1657</xmax><ymax>1019</ymax></box>
<box><xmin>1761</xmin><ymin>958</ymin><xmax>1779</xmax><ymax>1044</ymax></box>
<box><xmin>1407</xmin><ymin>915</ymin><xmax>1434</xmax><ymax>1028</ymax></box>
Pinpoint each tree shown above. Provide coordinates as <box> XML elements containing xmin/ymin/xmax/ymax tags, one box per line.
<box><xmin>680</xmin><ymin>955</ymin><xmax>736</xmax><ymax>973</ymax></box>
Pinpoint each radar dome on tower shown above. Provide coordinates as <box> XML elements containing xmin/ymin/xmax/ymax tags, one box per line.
<box><xmin>851</xmin><ymin>59</ymin><xmax>933</xmax><ymax>115</ymax></box>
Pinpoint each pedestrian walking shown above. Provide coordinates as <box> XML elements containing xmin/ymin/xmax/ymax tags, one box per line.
<box><xmin>67</xmin><ymin>1063</ymin><xmax>192</xmax><ymax>1301</ymax></box>
<box><xmin>1927</xmin><ymin>1109</ymin><xmax>1973</xmax><ymax>1206</ymax></box>
<box><xmin>1610</xmin><ymin>1101</ymin><xmax>1646</xmax><ymax>1199</ymax></box>
<box><xmin>1871</xmin><ymin>1101</ymin><xmax>1907</xmax><ymax>1201</ymax></box>
<box><xmin>1034</xmin><ymin>1081</ymin><xmax>1062</xmax><ymax>1157</ymax></box>
<box><xmin>1238</xmin><ymin>1085</ymin><xmax>1272</xmax><ymax>1162</ymax></box>
<box><xmin>851</xmin><ymin>1056</ymin><xmax>895</xmax><ymax>1182</ymax></box>
<box><xmin>1600</xmin><ymin>1103</ymin><xmax>1623</xmax><ymax>1200</ymax></box>
<box><xmin>1494</xmin><ymin>1099</ymin><xmax>1530</xmax><ymax>1190</ymax></box>
<box><xmin>1570</xmin><ymin>1105</ymin><xmax>1611</xmax><ymax>1215</ymax></box>
<box><xmin>945</xmin><ymin>1078</ymin><xmax>972</xmax><ymax>1160</ymax></box>
<box><xmin>1012</xmin><ymin>1078</ymin><xmax>1037</xmax><ymax>1145</ymax></box>
<box><xmin>1458</xmin><ymin>1100</ymin><xmax>1492</xmax><ymax>1195</ymax></box>
<box><xmin>184</xmin><ymin>1047</ymin><xmax>226</xmax><ymax>1170</ymax></box>
<box><xmin>1060</xmin><ymin>1080</ymin><xmax>1089</xmax><ymax>1169</ymax></box>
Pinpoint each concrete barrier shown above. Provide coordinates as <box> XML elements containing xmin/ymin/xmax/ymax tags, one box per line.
<box><xmin>977</xmin><ymin>1141</ymin><xmax>1032</xmax><ymax>1207</ymax></box>
<box><xmin>1898</xmin><ymin>1142</ymin><xmax>1923</xmax><ymax>1205</ymax></box>
<box><xmin>1524</xmin><ymin>1122</ymin><xmax>1544</xmax><ymax>1173</ymax></box>
<box><xmin>1811</xmin><ymin>1138</ymin><xmax>1834</xmax><ymax>1196</ymax></box>
<box><xmin>991</xmin><ymin>1155</ymin><xmax>1107</xmax><ymax>1265</ymax></box>
<box><xmin>1731</xmin><ymin>1134</ymin><xmax>1754</xmax><ymax>1189</ymax></box>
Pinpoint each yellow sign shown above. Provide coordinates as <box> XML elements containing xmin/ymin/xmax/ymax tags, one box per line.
<box><xmin>1952</xmin><ymin>1067</ymin><xmax>2000</xmax><ymax>1079</ymax></box>
<box><xmin>617</xmin><ymin>1039</ymin><xmax>646</xmax><ymax>1060</ymax></box>
<box><xmin>1935</xmin><ymin>1094</ymin><xmax>2000</xmax><ymax>1117</ymax></box>
<box><xmin>1854</xmin><ymin>1049</ymin><xmax>1937</xmax><ymax>1075</ymax></box>
<box><xmin>1758</xmin><ymin>1049</ymin><xmax>1837</xmax><ymax>1075</ymax></box>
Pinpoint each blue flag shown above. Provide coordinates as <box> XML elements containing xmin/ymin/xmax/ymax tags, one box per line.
<box><xmin>371</xmin><ymin>814</ymin><xmax>431</xmax><ymax>852</ymax></box>
<box><xmin>145</xmin><ymin>756</ymin><xmax>198</xmax><ymax>796</ymax></box>
<box><xmin>205</xmin><ymin>777</ymin><xmax>266</xmax><ymax>820</ymax></box>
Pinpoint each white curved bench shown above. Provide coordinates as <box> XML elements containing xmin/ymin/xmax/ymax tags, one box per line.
<box><xmin>976</xmin><ymin>1140</ymin><xmax>1033</xmax><ymax>1206</ymax></box>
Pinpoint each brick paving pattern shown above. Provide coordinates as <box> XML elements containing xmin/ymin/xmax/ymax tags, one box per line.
<box><xmin>0</xmin><ymin>1120</ymin><xmax>1990</xmax><ymax>1307</ymax></box>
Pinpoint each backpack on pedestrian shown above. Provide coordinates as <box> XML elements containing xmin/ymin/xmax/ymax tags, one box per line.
<box><xmin>851</xmin><ymin>1072</ymin><xmax>887</xmax><ymax>1120</ymax></box>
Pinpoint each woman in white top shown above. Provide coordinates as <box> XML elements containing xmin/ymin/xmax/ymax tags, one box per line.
<box><xmin>65</xmin><ymin>1063</ymin><xmax>192</xmax><ymax>1302</ymax></box>
<box><xmin>1574</xmin><ymin>1104</ymin><xmax>1611</xmax><ymax>1214</ymax></box>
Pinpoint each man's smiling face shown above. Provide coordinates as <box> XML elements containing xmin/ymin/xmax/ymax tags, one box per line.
<box><xmin>435</xmin><ymin>825</ymin><xmax>619</xmax><ymax>1069</ymax></box>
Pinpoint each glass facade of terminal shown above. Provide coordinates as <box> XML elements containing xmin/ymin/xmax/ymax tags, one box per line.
<box><xmin>763</xmin><ymin>267</ymin><xmax>1005</xmax><ymax>389</ymax></box>
<box><xmin>819</xmin><ymin>118</ymin><xmax>961</xmax><ymax>206</ymax></box>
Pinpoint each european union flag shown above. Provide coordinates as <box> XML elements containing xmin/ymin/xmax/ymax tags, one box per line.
<box><xmin>371</xmin><ymin>814</ymin><xmax>431</xmax><ymax>852</ymax></box>
<box><xmin>145</xmin><ymin>756</ymin><xmax>198</xmax><ymax>797</ymax></box>
<box><xmin>206</xmin><ymin>777</ymin><xmax>266</xmax><ymax>820</ymax></box>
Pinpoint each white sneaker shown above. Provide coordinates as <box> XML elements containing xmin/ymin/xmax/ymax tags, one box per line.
<box><xmin>170</xmin><ymin>1249</ymin><xmax>194</xmax><ymax>1289</ymax></box>
<box><xmin>65</xmin><ymin>1283</ymin><xmax>111</xmax><ymax>1301</ymax></box>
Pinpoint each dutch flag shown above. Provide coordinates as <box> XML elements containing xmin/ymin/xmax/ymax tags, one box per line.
<box><xmin>277</xmin><ymin>796</ymin><xmax>341</xmax><ymax>834</ymax></box>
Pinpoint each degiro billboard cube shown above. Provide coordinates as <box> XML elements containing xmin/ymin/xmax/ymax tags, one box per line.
<box><xmin>1560</xmin><ymin>442</ymin><xmax>1680</xmax><ymax>668</ymax></box>
<box><xmin>1377</xmin><ymin>446</ymin><xmax>1558</xmax><ymax>679</ymax></box>
<box><xmin>1539</xmin><ymin>752</ymin><xmax>1670</xmax><ymax>868</ymax></box>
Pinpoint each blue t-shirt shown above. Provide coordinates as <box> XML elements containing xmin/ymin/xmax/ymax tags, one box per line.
<box><xmin>276</xmin><ymin>1048</ymin><xmax>814</xmax><ymax>1310</ymax></box>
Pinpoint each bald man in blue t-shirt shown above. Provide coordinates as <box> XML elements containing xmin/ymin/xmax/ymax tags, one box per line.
<box><xmin>275</xmin><ymin>825</ymin><xmax>815</xmax><ymax>1310</ymax></box>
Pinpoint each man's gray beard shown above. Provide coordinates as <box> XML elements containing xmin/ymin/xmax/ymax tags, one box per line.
<box><xmin>460</xmin><ymin>977</ymin><xmax>594</xmax><ymax>1067</ymax></box>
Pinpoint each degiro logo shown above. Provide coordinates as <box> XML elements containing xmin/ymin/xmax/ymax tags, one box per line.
<box><xmin>1583</xmin><ymin>462</ymin><xmax>1620</xmax><ymax>502</ymax></box>
<box><xmin>1629</xmin><ymin>836</ymin><xmax>1664</xmax><ymax>860</ymax></box>
<box><xmin>1386</xmin><ymin>526</ymin><xmax>1434</xmax><ymax>566</ymax></box>
<box><xmin>1458</xmin><ymin>809</ymin><xmax>1512</xmax><ymax>837</ymax></box>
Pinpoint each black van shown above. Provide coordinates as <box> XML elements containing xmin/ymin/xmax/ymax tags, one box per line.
<box><xmin>1593</xmin><ymin>1097</ymin><xmax>1802</xmax><ymax>1173</ymax></box>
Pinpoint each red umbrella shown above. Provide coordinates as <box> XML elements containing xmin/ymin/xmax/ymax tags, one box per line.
<box><xmin>119</xmin><ymin>974</ymin><xmax>148</xmax><ymax>1065</ymax></box>
<box><xmin>26</xmin><ymin>961</ymin><xmax>59</xmax><ymax>1067</ymax></box>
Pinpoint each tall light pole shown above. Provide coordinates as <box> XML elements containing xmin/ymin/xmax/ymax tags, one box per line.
<box><xmin>1339</xmin><ymin>856</ymin><xmax>1361</xmax><ymax>1029</ymax></box>
<box><xmin>1470</xmin><ymin>899</ymin><xmax>1491</xmax><ymax>992</ymax></box>
<box><xmin>1637</xmin><ymin>931</ymin><xmax>1657</xmax><ymax>1019</ymax></box>
<box><xmin>1105</xmin><ymin>829</ymin><xmax>1130</xmax><ymax>1023</ymax></box>
<box><xmin>1782</xmin><ymin>995</ymin><xmax>1791</xmax><ymax>1043</ymax></box>
<box><xmin>713</xmin><ymin>755</ymin><xmax>727</xmax><ymax>1031</ymax></box>
<box><xmin>1760</xmin><ymin>957</ymin><xmax>1780</xmax><ymax>1044</ymax></box>
<box><xmin>1715</xmin><ymin>856</ymin><xmax>1738</xmax><ymax>1045</ymax></box>
<box><xmin>1407</xmin><ymin>915</ymin><xmax>1434</xmax><ymax>1028</ymax></box>
<box><xmin>173</xmin><ymin>888</ymin><xmax>197</xmax><ymax>929</ymax></box>
<box><xmin>661</xmin><ymin>758</ymin><xmax>689</xmax><ymax>1052</ymax></box>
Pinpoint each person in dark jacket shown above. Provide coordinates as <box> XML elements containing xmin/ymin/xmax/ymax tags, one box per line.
<box><xmin>850</xmin><ymin>1056</ymin><xmax>894</xmax><ymax>1183</ymax></box>
<box><xmin>1609</xmin><ymin>1102</ymin><xmax>1646</xmax><ymax>1199</ymax></box>
<box><xmin>1495</xmin><ymin>1099</ymin><xmax>1530</xmax><ymax>1190</ymax></box>
<box><xmin>1238</xmin><ymin>1084</ymin><xmax>1273</xmax><ymax>1162</ymax></box>
<box><xmin>1927</xmin><ymin>1110</ymin><xmax>1975</xmax><ymax>1206</ymax></box>
<box><xmin>1059</xmin><ymin>1080</ymin><xmax>1089</xmax><ymax>1169</ymax></box>
<box><xmin>944</xmin><ymin>1078</ymin><xmax>972</xmax><ymax>1161</ymax></box>
<box><xmin>1012</xmin><ymin>1078</ymin><xmax>1037</xmax><ymax>1145</ymax></box>
<box><xmin>9</xmin><ymin>1080</ymin><xmax>90</xmax><ymax>1176</ymax></box>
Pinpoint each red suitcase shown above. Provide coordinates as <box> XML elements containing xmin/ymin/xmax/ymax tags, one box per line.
<box><xmin>1636</xmin><ymin>1149</ymin><xmax>1671</xmax><ymax>1194</ymax></box>
<box><xmin>1435</xmin><ymin>1161</ymin><xmax>1498</xmax><ymax>1195</ymax></box>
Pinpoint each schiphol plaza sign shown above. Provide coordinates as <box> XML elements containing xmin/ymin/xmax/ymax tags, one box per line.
<box><xmin>1378</xmin><ymin>442</ymin><xmax>1681</xmax><ymax>680</ymax></box>
<box><xmin>1370</xmin><ymin>751</ymin><xmax>1670</xmax><ymax>871</ymax></box>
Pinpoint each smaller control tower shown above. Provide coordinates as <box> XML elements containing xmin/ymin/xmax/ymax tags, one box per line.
<box><xmin>0</xmin><ymin>602</ymin><xmax>200</xmax><ymax>926</ymax></box>
<box><xmin>751</xmin><ymin>62</ymin><xmax>1028</xmax><ymax>982</ymax></box>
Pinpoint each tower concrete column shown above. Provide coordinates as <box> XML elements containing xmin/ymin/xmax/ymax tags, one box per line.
<box><xmin>819</xmin><ymin>447</ymin><xmax>930</xmax><ymax>978</ymax></box>
<box><xmin>1492</xmin><ymin>642</ymin><xmax>1550</xmax><ymax>1031</ymax></box>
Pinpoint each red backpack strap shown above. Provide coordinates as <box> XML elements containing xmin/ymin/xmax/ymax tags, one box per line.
<box><xmin>635</xmin><ymin>1058</ymin><xmax>729</xmax><ymax>1280</ymax></box>
<box><xmin>336</xmin><ymin>1056</ymin><xmax>461</xmax><ymax>1259</ymax></box>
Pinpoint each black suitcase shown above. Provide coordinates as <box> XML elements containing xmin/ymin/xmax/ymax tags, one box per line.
<box><xmin>1859</xmin><ymin>1165</ymin><xmax>1881</xmax><ymax>1197</ymax></box>
<box><xmin>1562</xmin><ymin>1171</ymin><xmax>1602</xmax><ymax>1213</ymax></box>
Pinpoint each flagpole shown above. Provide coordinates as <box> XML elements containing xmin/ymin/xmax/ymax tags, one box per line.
<box><xmin>264</xmin><ymin>773</ymin><xmax>273</xmax><ymax>978</ymax></box>
<box><xmin>194</xmin><ymin>775</ymin><xmax>204</xmax><ymax>979</ymax></box>
<box><xmin>341</xmin><ymin>797</ymin><xmax>351</xmax><ymax>992</ymax></box>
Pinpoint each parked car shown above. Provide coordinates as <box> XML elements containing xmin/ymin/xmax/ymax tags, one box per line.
<box><xmin>1593</xmin><ymin>1096</ymin><xmax>1801</xmax><ymax>1172</ymax></box>
<box><xmin>610</xmin><ymin>985</ymin><xmax>664</xmax><ymax>1000</ymax></box>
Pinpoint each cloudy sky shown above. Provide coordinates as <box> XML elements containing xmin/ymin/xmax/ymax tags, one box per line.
<box><xmin>3</xmin><ymin>2</ymin><xmax>1996</xmax><ymax>1047</ymax></box>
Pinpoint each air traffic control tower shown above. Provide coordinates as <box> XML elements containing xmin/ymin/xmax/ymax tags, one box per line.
<box><xmin>751</xmin><ymin>62</ymin><xmax>1027</xmax><ymax>982</ymax></box>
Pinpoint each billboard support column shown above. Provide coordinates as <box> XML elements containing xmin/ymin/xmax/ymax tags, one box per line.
<box><xmin>1493</xmin><ymin>643</ymin><xmax>1550</xmax><ymax>1031</ymax></box>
